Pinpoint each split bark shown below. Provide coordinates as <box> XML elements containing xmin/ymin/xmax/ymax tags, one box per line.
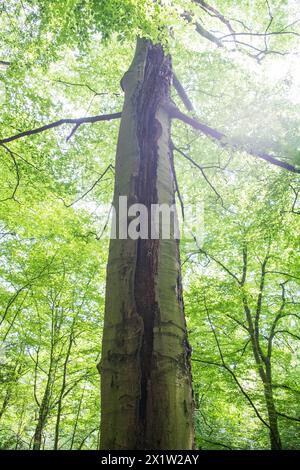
<box><xmin>99</xmin><ymin>38</ymin><xmax>194</xmax><ymax>450</ymax></box>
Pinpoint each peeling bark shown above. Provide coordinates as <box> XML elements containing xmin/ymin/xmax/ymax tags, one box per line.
<box><xmin>99</xmin><ymin>38</ymin><xmax>194</xmax><ymax>450</ymax></box>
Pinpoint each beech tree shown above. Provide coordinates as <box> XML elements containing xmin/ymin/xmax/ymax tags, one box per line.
<box><xmin>0</xmin><ymin>0</ymin><xmax>299</xmax><ymax>450</ymax></box>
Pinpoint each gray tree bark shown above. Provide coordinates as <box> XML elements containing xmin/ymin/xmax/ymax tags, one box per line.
<box><xmin>99</xmin><ymin>38</ymin><xmax>194</xmax><ymax>450</ymax></box>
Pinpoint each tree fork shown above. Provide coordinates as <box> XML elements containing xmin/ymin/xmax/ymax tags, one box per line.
<box><xmin>99</xmin><ymin>38</ymin><xmax>194</xmax><ymax>450</ymax></box>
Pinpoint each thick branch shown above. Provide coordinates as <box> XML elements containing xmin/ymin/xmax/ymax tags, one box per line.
<box><xmin>0</xmin><ymin>112</ymin><xmax>122</xmax><ymax>145</ymax></box>
<box><xmin>173</xmin><ymin>73</ymin><xmax>194</xmax><ymax>112</ymax></box>
<box><xmin>166</xmin><ymin>103</ymin><xmax>300</xmax><ymax>174</ymax></box>
<box><xmin>191</xmin><ymin>0</ymin><xmax>299</xmax><ymax>61</ymax></box>
<box><xmin>194</xmin><ymin>0</ymin><xmax>236</xmax><ymax>37</ymax></box>
<box><xmin>182</xmin><ymin>11</ymin><xmax>223</xmax><ymax>47</ymax></box>
<box><xmin>192</xmin><ymin>355</ymin><xmax>271</xmax><ymax>431</ymax></box>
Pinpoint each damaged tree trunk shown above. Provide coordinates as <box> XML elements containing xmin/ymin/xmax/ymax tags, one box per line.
<box><xmin>99</xmin><ymin>38</ymin><xmax>194</xmax><ymax>450</ymax></box>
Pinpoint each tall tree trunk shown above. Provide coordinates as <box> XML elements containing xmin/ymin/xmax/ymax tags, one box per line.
<box><xmin>99</xmin><ymin>38</ymin><xmax>194</xmax><ymax>450</ymax></box>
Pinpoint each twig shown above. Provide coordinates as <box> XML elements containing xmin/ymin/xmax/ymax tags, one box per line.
<box><xmin>172</xmin><ymin>143</ymin><xmax>224</xmax><ymax>206</ymax></box>
<box><xmin>61</xmin><ymin>164</ymin><xmax>113</xmax><ymax>207</ymax></box>
<box><xmin>53</xmin><ymin>79</ymin><xmax>120</xmax><ymax>97</ymax></box>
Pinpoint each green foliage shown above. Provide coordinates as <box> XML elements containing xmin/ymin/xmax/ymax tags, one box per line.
<box><xmin>0</xmin><ymin>0</ymin><xmax>299</xmax><ymax>450</ymax></box>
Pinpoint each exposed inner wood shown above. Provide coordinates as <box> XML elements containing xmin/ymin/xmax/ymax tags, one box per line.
<box><xmin>100</xmin><ymin>38</ymin><xmax>194</xmax><ymax>450</ymax></box>
<box><xmin>134</xmin><ymin>43</ymin><xmax>171</xmax><ymax>447</ymax></box>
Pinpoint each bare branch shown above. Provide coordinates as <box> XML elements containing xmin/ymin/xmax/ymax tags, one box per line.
<box><xmin>273</xmin><ymin>329</ymin><xmax>300</xmax><ymax>342</ymax></box>
<box><xmin>66</xmin><ymin>123</ymin><xmax>81</xmax><ymax>142</ymax></box>
<box><xmin>182</xmin><ymin>11</ymin><xmax>223</xmax><ymax>47</ymax></box>
<box><xmin>53</xmin><ymin>79</ymin><xmax>120</xmax><ymax>97</ymax></box>
<box><xmin>277</xmin><ymin>412</ymin><xmax>300</xmax><ymax>423</ymax></box>
<box><xmin>241</xmin><ymin>244</ymin><xmax>247</xmax><ymax>286</ymax></box>
<box><xmin>0</xmin><ymin>112</ymin><xmax>122</xmax><ymax>145</ymax></box>
<box><xmin>166</xmin><ymin>102</ymin><xmax>300</xmax><ymax>174</ymax></box>
<box><xmin>173</xmin><ymin>73</ymin><xmax>194</xmax><ymax>112</ymax></box>
<box><xmin>172</xmin><ymin>143</ymin><xmax>224</xmax><ymax>206</ymax></box>
<box><xmin>225</xmin><ymin>313</ymin><xmax>249</xmax><ymax>332</ymax></box>
<box><xmin>189</xmin><ymin>0</ymin><xmax>299</xmax><ymax>62</ymax></box>
<box><xmin>200</xmin><ymin>246</ymin><xmax>241</xmax><ymax>284</ymax></box>
<box><xmin>193</xmin><ymin>354</ymin><xmax>271</xmax><ymax>431</ymax></box>
<box><xmin>200</xmin><ymin>437</ymin><xmax>233</xmax><ymax>450</ymax></box>
<box><xmin>265</xmin><ymin>270</ymin><xmax>300</xmax><ymax>281</ymax></box>
<box><xmin>60</xmin><ymin>164</ymin><xmax>114</xmax><ymax>208</ymax></box>
<box><xmin>0</xmin><ymin>144</ymin><xmax>20</xmax><ymax>202</ymax></box>
<box><xmin>220</xmin><ymin>31</ymin><xmax>300</xmax><ymax>40</ymax></box>
<box><xmin>267</xmin><ymin>281</ymin><xmax>288</xmax><ymax>358</ymax></box>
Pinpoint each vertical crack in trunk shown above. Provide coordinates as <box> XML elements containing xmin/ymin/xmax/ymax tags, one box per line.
<box><xmin>134</xmin><ymin>43</ymin><xmax>171</xmax><ymax>448</ymax></box>
<box><xmin>100</xmin><ymin>38</ymin><xmax>194</xmax><ymax>450</ymax></box>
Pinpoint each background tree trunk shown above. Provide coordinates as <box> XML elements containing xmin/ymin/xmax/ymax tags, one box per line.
<box><xmin>99</xmin><ymin>38</ymin><xmax>194</xmax><ymax>450</ymax></box>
